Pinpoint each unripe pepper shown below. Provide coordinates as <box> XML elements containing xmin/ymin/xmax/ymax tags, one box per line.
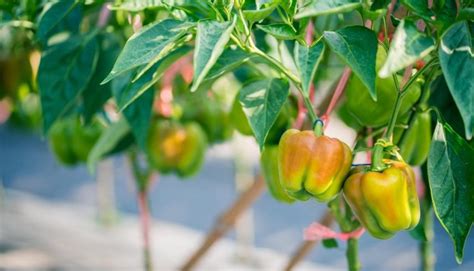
<box><xmin>338</xmin><ymin>46</ymin><xmax>421</xmax><ymax>128</ymax></box>
<box><xmin>343</xmin><ymin>160</ymin><xmax>420</xmax><ymax>239</ymax></box>
<box><xmin>278</xmin><ymin>128</ymin><xmax>352</xmax><ymax>202</ymax></box>
<box><xmin>260</xmin><ymin>146</ymin><xmax>295</xmax><ymax>203</ymax></box>
<box><xmin>393</xmin><ymin>111</ymin><xmax>431</xmax><ymax>166</ymax></box>
<box><xmin>147</xmin><ymin>120</ymin><xmax>207</xmax><ymax>178</ymax></box>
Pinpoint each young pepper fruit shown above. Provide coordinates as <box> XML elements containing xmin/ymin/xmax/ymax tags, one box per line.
<box><xmin>393</xmin><ymin>110</ymin><xmax>432</xmax><ymax>166</ymax></box>
<box><xmin>278</xmin><ymin>128</ymin><xmax>352</xmax><ymax>202</ymax></box>
<box><xmin>343</xmin><ymin>160</ymin><xmax>420</xmax><ymax>239</ymax></box>
<box><xmin>261</xmin><ymin>145</ymin><xmax>295</xmax><ymax>203</ymax></box>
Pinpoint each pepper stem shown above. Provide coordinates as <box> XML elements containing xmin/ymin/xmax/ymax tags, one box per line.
<box><xmin>313</xmin><ymin>119</ymin><xmax>324</xmax><ymax>136</ymax></box>
<box><xmin>347</xmin><ymin>238</ymin><xmax>361</xmax><ymax>271</ymax></box>
<box><xmin>370</xmin><ymin>142</ymin><xmax>385</xmax><ymax>171</ymax></box>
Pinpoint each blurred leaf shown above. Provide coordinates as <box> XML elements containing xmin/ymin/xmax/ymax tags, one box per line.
<box><xmin>239</xmin><ymin>78</ymin><xmax>289</xmax><ymax>148</ymax></box>
<box><xmin>82</xmin><ymin>33</ymin><xmax>121</xmax><ymax>123</ymax></box>
<box><xmin>191</xmin><ymin>17</ymin><xmax>236</xmax><ymax>92</ymax></box>
<box><xmin>87</xmin><ymin>118</ymin><xmax>130</xmax><ymax>173</ymax></box>
<box><xmin>36</xmin><ymin>0</ymin><xmax>80</xmax><ymax>43</ymax></box>
<box><xmin>112</xmin><ymin>69</ymin><xmax>155</xmax><ymax>149</ymax></box>
<box><xmin>324</xmin><ymin>26</ymin><xmax>377</xmax><ymax>100</ymax></box>
<box><xmin>322</xmin><ymin>238</ymin><xmax>338</xmax><ymax>248</ymax></box>
<box><xmin>428</xmin><ymin>121</ymin><xmax>474</xmax><ymax>263</ymax></box>
<box><xmin>39</xmin><ymin>34</ymin><xmax>99</xmax><ymax>133</ymax></box>
<box><xmin>295</xmin><ymin>0</ymin><xmax>361</xmax><ymax>19</ymax></box>
<box><xmin>439</xmin><ymin>21</ymin><xmax>474</xmax><ymax>140</ymax></box>
<box><xmin>102</xmin><ymin>19</ymin><xmax>194</xmax><ymax>84</ymax></box>
<box><xmin>257</xmin><ymin>23</ymin><xmax>300</xmax><ymax>40</ymax></box>
<box><xmin>379</xmin><ymin>20</ymin><xmax>435</xmax><ymax>78</ymax></box>
<box><xmin>294</xmin><ymin>40</ymin><xmax>325</xmax><ymax>97</ymax></box>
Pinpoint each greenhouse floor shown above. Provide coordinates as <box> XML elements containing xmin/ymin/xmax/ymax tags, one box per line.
<box><xmin>0</xmin><ymin>190</ymin><xmax>334</xmax><ymax>271</ymax></box>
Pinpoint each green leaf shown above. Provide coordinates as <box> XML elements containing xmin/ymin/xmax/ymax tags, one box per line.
<box><xmin>87</xmin><ymin>118</ymin><xmax>130</xmax><ymax>173</ymax></box>
<box><xmin>294</xmin><ymin>40</ymin><xmax>325</xmax><ymax>97</ymax></box>
<box><xmin>428</xmin><ymin>121</ymin><xmax>474</xmax><ymax>263</ymax></box>
<box><xmin>439</xmin><ymin>21</ymin><xmax>474</xmax><ymax>140</ymax></box>
<box><xmin>243</xmin><ymin>2</ymin><xmax>279</xmax><ymax>24</ymax></box>
<box><xmin>102</xmin><ymin>19</ymin><xmax>193</xmax><ymax>84</ymax></box>
<box><xmin>112</xmin><ymin>70</ymin><xmax>155</xmax><ymax>149</ymax></box>
<box><xmin>370</xmin><ymin>0</ymin><xmax>391</xmax><ymax>10</ymax></box>
<box><xmin>202</xmin><ymin>47</ymin><xmax>256</xmax><ymax>85</ymax></box>
<box><xmin>39</xmin><ymin>34</ymin><xmax>99</xmax><ymax>133</ymax></box>
<box><xmin>36</xmin><ymin>0</ymin><xmax>79</xmax><ymax>42</ymax></box>
<box><xmin>82</xmin><ymin>33</ymin><xmax>121</xmax><ymax>123</ymax></box>
<box><xmin>379</xmin><ymin>20</ymin><xmax>435</xmax><ymax>78</ymax></box>
<box><xmin>322</xmin><ymin>238</ymin><xmax>338</xmax><ymax>249</ymax></box>
<box><xmin>110</xmin><ymin>0</ymin><xmax>170</xmax><ymax>11</ymax></box>
<box><xmin>120</xmin><ymin>46</ymin><xmax>192</xmax><ymax>111</ymax></box>
<box><xmin>257</xmin><ymin>23</ymin><xmax>300</xmax><ymax>40</ymax></box>
<box><xmin>239</xmin><ymin>78</ymin><xmax>289</xmax><ymax>148</ymax></box>
<box><xmin>280</xmin><ymin>0</ymin><xmax>298</xmax><ymax>17</ymax></box>
<box><xmin>295</xmin><ymin>0</ymin><xmax>361</xmax><ymax>19</ymax></box>
<box><xmin>191</xmin><ymin>17</ymin><xmax>236</xmax><ymax>92</ymax></box>
<box><xmin>324</xmin><ymin>26</ymin><xmax>377</xmax><ymax>100</ymax></box>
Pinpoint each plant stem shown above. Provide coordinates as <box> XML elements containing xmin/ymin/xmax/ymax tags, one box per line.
<box><xmin>138</xmin><ymin>190</ymin><xmax>153</xmax><ymax>271</ymax></box>
<box><xmin>421</xmin><ymin>208</ymin><xmax>435</xmax><ymax>271</ymax></box>
<box><xmin>128</xmin><ymin>151</ymin><xmax>154</xmax><ymax>271</ymax></box>
<box><xmin>347</xmin><ymin>238</ymin><xmax>361</xmax><ymax>271</ymax></box>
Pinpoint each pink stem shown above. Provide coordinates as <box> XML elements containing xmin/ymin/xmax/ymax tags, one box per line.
<box><xmin>138</xmin><ymin>190</ymin><xmax>153</xmax><ymax>271</ymax></box>
<box><xmin>321</xmin><ymin>68</ymin><xmax>352</xmax><ymax>127</ymax></box>
<box><xmin>97</xmin><ymin>4</ymin><xmax>111</xmax><ymax>28</ymax></box>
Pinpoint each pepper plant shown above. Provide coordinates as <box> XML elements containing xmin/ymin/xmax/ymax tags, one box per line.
<box><xmin>0</xmin><ymin>0</ymin><xmax>473</xmax><ymax>270</ymax></box>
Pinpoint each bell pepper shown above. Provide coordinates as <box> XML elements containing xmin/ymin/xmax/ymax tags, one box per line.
<box><xmin>48</xmin><ymin>117</ymin><xmax>102</xmax><ymax>166</ymax></box>
<box><xmin>343</xmin><ymin>160</ymin><xmax>420</xmax><ymax>239</ymax></box>
<box><xmin>338</xmin><ymin>46</ymin><xmax>421</xmax><ymax>128</ymax></box>
<box><xmin>393</xmin><ymin>110</ymin><xmax>432</xmax><ymax>166</ymax></box>
<box><xmin>260</xmin><ymin>146</ymin><xmax>295</xmax><ymax>203</ymax></box>
<box><xmin>278</xmin><ymin>129</ymin><xmax>352</xmax><ymax>202</ymax></box>
<box><xmin>147</xmin><ymin>120</ymin><xmax>207</xmax><ymax>177</ymax></box>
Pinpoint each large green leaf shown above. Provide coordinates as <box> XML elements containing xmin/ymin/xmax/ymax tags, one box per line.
<box><xmin>239</xmin><ymin>79</ymin><xmax>289</xmax><ymax>148</ymax></box>
<box><xmin>428</xmin><ymin>121</ymin><xmax>474</xmax><ymax>263</ymax></box>
<box><xmin>102</xmin><ymin>19</ymin><xmax>193</xmax><ymax>84</ymax></box>
<box><xmin>82</xmin><ymin>33</ymin><xmax>122</xmax><ymax>123</ymax></box>
<box><xmin>257</xmin><ymin>23</ymin><xmax>301</xmax><ymax>40</ymax></box>
<box><xmin>36</xmin><ymin>0</ymin><xmax>79</xmax><ymax>42</ymax></box>
<box><xmin>439</xmin><ymin>21</ymin><xmax>474</xmax><ymax>140</ymax></box>
<box><xmin>323</xmin><ymin>26</ymin><xmax>377</xmax><ymax>100</ymax></box>
<box><xmin>379</xmin><ymin>20</ymin><xmax>435</xmax><ymax>78</ymax></box>
<box><xmin>87</xmin><ymin>118</ymin><xmax>130</xmax><ymax>173</ymax></box>
<box><xmin>112</xmin><ymin>70</ymin><xmax>155</xmax><ymax>149</ymax></box>
<box><xmin>38</xmin><ymin>34</ymin><xmax>99</xmax><ymax>133</ymax></box>
<box><xmin>295</xmin><ymin>0</ymin><xmax>361</xmax><ymax>19</ymax></box>
<box><xmin>191</xmin><ymin>17</ymin><xmax>236</xmax><ymax>92</ymax></box>
<box><xmin>294</xmin><ymin>40</ymin><xmax>325</xmax><ymax>97</ymax></box>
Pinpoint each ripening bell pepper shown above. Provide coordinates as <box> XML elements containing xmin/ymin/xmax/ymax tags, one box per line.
<box><xmin>343</xmin><ymin>160</ymin><xmax>420</xmax><ymax>239</ymax></box>
<box><xmin>147</xmin><ymin>120</ymin><xmax>207</xmax><ymax>177</ymax></box>
<box><xmin>278</xmin><ymin>129</ymin><xmax>353</xmax><ymax>202</ymax></box>
<box><xmin>393</xmin><ymin>111</ymin><xmax>432</xmax><ymax>166</ymax></box>
<box><xmin>260</xmin><ymin>146</ymin><xmax>295</xmax><ymax>203</ymax></box>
